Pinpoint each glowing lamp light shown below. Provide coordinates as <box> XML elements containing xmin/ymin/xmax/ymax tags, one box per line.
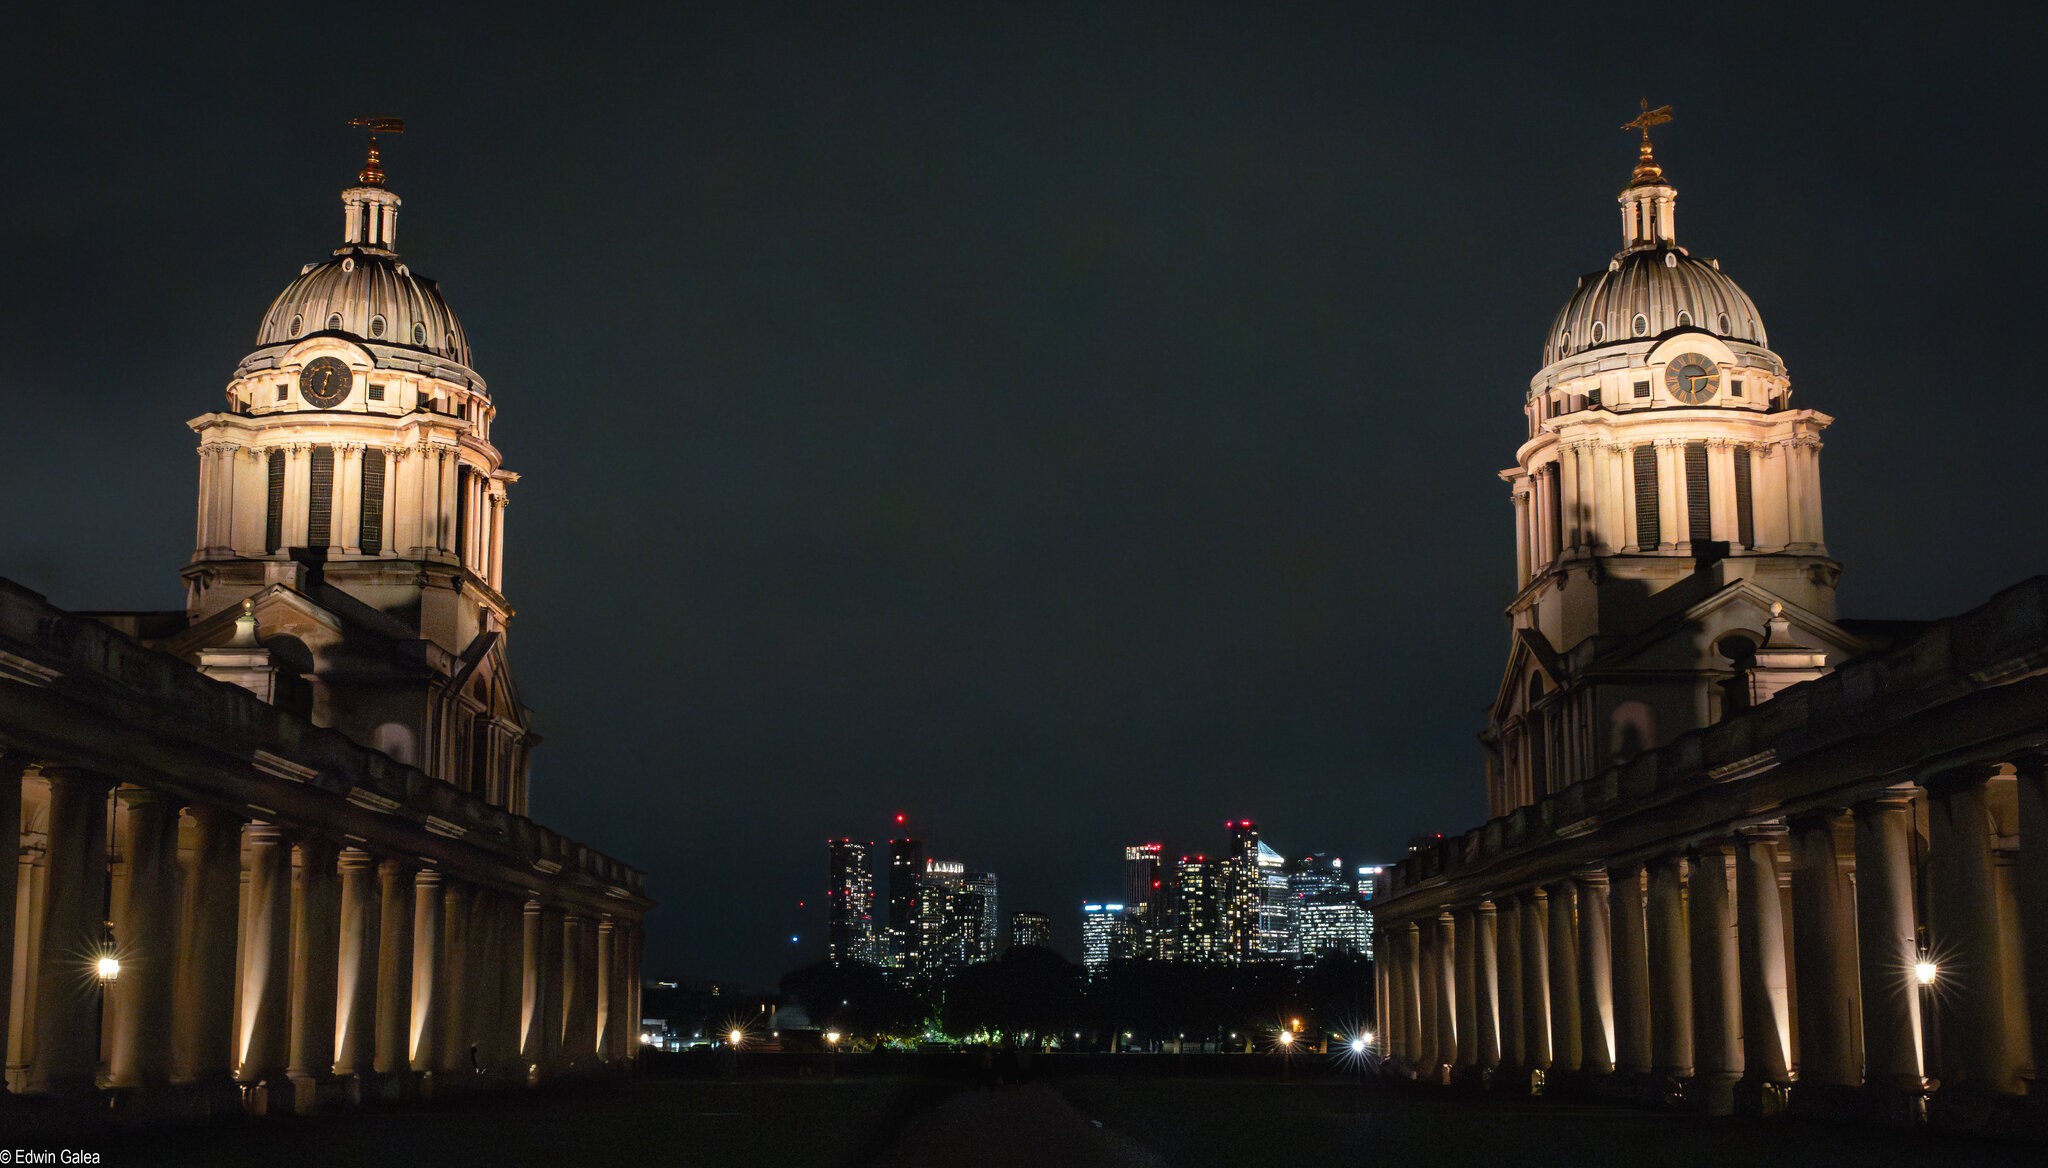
<box><xmin>1351</xmin><ymin>1037</ymin><xmax>1366</xmax><ymax>1053</ymax></box>
<box><xmin>729</xmin><ymin>1029</ymin><xmax>744</xmax><ymax>1046</ymax></box>
<box><xmin>96</xmin><ymin>953</ymin><xmax>121</xmax><ymax>984</ymax></box>
<box><xmin>1278</xmin><ymin>1031</ymin><xmax>1294</xmax><ymax>1047</ymax></box>
<box><xmin>639</xmin><ymin>1032</ymin><xmax>654</xmax><ymax>1045</ymax></box>
<box><xmin>1915</xmin><ymin>960</ymin><xmax>1939</xmax><ymax>986</ymax></box>
<box><xmin>825</xmin><ymin>1031</ymin><xmax>841</xmax><ymax>1045</ymax></box>
<box><xmin>1362</xmin><ymin>1030</ymin><xmax>1374</xmax><ymax>1045</ymax></box>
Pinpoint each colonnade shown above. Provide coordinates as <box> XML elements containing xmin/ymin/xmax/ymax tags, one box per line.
<box><xmin>1379</xmin><ymin>760</ymin><xmax>2047</xmax><ymax>1117</ymax></box>
<box><xmin>3</xmin><ymin>765</ymin><xmax>643</xmax><ymax>1112</ymax></box>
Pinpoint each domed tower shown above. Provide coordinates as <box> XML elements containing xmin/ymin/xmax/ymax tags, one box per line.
<box><xmin>1483</xmin><ymin>109</ymin><xmax>1863</xmax><ymax>817</ymax></box>
<box><xmin>177</xmin><ymin>128</ymin><xmax>530</xmax><ymax>811</ymax></box>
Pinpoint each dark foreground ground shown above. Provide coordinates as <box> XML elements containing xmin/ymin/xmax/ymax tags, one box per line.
<box><xmin>22</xmin><ymin>1072</ymin><xmax>2045</xmax><ymax>1168</ymax></box>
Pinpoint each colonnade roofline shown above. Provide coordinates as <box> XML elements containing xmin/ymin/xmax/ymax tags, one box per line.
<box><xmin>0</xmin><ymin>575</ymin><xmax>649</xmax><ymax>918</ymax></box>
<box><xmin>1378</xmin><ymin>573</ymin><xmax>2048</xmax><ymax>914</ymax></box>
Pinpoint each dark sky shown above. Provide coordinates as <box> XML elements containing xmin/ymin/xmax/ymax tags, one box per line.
<box><xmin>8</xmin><ymin>3</ymin><xmax>2045</xmax><ymax>986</ymax></box>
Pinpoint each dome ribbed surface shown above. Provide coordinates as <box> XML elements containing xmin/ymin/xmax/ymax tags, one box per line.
<box><xmin>1545</xmin><ymin>248</ymin><xmax>1765</xmax><ymax>367</ymax></box>
<box><xmin>256</xmin><ymin>250</ymin><xmax>470</xmax><ymax>367</ymax></box>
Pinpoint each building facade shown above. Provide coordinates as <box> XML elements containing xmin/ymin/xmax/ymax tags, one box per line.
<box><xmin>1009</xmin><ymin>911</ymin><xmax>1052</xmax><ymax>951</ymax></box>
<box><xmin>1079</xmin><ymin>903</ymin><xmax>1137</xmax><ymax>975</ymax></box>
<box><xmin>826</xmin><ymin>839</ymin><xmax>878</xmax><ymax>966</ymax></box>
<box><xmin>1370</xmin><ymin>124</ymin><xmax>2048</xmax><ymax>1128</ymax></box>
<box><xmin>0</xmin><ymin>137</ymin><xmax>651</xmax><ymax>1118</ymax></box>
<box><xmin>884</xmin><ymin>836</ymin><xmax>924</xmax><ymax>971</ymax></box>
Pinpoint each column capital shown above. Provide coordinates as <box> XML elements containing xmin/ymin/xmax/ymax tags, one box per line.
<box><xmin>114</xmin><ymin>783</ymin><xmax>182</xmax><ymax>810</ymax></box>
<box><xmin>1924</xmin><ymin>761</ymin><xmax>2004</xmax><ymax>793</ymax></box>
<box><xmin>243</xmin><ymin>819</ymin><xmax>290</xmax><ymax>845</ymax></box>
<box><xmin>1854</xmin><ymin>788</ymin><xmax>1920</xmax><ymax>814</ymax></box>
<box><xmin>1734</xmin><ymin>822</ymin><xmax>1788</xmax><ymax>843</ymax></box>
<box><xmin>1786</xmin><ymin>806</ymin><xmax>1849</xmax><ymax>832</ymax></box>
<box><xmin>1571</xmin><ymin>864</ymin><xmax>1612</xmax><ymax>886</ymax></box>
<box><xmin>337</xmin><ymin>846</ymin><xmax>377</xmax><ymax>872</ymax></box>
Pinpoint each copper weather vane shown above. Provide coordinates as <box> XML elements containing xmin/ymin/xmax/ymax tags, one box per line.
<box><xmin>347</xmin><ymin>116</ymin><xmax>406</xmax><ymax>187</ymax></box>
<box><xmin>1621</xmin><ymin>99</ymin><xmax>1672</xmax><ymax>184</ymax></box>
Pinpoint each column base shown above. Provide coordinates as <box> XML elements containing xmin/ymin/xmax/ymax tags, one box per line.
<box><xmin>288</xmin><ymin>1071</ymin><xmax>356</xmax><ymax>1113</ymax></box>
<box><xmin>238</xmin><ymin>1077</ymin><xmax>297</xmax><ymax>1117</ymax></box>
<box><xmin>1731</xmin><ymin>1075</ymin><xmax>1791</xmax><ymax>1117</ymax></box>
<box><xmin>1682</xmin><ymin>1071</ymin><xmax>1739</xmax><ymax>1115</ymax></box>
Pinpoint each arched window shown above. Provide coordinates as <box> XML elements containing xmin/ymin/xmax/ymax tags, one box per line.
<box><xmin>1676</xmin><ymin>310</ymin><xmax>1693</xmax><ymax>328</ymax></box>
<box><xmin>264</xmin><ymin>449</ymin><xmax>285</xmax><ymax>552</ymax></box>
<box><xmin>326</xmin><ymin>313</ymin><xmax>342</xmax><ymax>331</ymax></box>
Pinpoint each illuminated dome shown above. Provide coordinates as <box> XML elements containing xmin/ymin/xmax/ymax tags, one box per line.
<box><xmin>1542</xmin><ymin>145</ymin><xmax>1768</xmax><ymax>368</ymax></box>
<box><xmin>1545</xmin><ymin>249</ymin><xmax>1766</xmax><ymax>367</ymax></box>
<box><xmin>252</xmin><ymin>179</ymin><xmax>471</xmax><ymax>368</ymax></box>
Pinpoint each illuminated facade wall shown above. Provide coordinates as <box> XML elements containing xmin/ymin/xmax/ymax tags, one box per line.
<box><xmin>1171</xmin><ymin>856</ymin><xmax>1226</xmax><ymax>965</ymax></box>
<box><xmin>0</xmin><ymin>146</ymin><xmax>649</xmax><ymax>1115</ymax></box>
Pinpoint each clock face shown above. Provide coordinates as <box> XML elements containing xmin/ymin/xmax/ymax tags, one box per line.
<box><xmin>298</xmin><ymin>356</ymin><xmax>353</xmax><ymax>407</ymax></box>
<box><xmin>1665</xmin><ymin>353</ymin><xmax>1719</xmax><ymax>404</ymax></box>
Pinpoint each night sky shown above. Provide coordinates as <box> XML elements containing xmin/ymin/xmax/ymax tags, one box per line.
<box><xmin>9</xmin><ymin>4</ymin><xmax>2045</xmax><ymax>986</ymax></box>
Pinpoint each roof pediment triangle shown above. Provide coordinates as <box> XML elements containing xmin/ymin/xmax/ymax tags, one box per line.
<box><xmin>1592</xmin><ymin>578</ymin><xmax>1866</xmax><ymax>672</ymax></box>
<box><xmin>1489</xmin><ymin>627</ymin><xmax>1565</xmax><ymax>722</ymax></box>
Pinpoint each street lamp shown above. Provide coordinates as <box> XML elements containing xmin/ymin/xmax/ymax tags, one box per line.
<box><xmin>1914</xmin><ymin>959</ymin><xmax>1939</xmax><ymax>986</ymax></box>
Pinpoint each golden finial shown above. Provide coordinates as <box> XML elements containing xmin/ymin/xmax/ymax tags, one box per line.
<box><xmin>1620</xmin><ymin>99</ymin><xmax>1673</xmax><ymax>184</ymax></box>
<box><xmin>346</xmin><ymin>117</ymin><xmax>406</xmax><ymax>186</ymax></box>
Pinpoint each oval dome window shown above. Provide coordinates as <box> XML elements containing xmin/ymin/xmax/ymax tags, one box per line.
<box><xmin>413</xmin><ymin>322</ymin><xmax>427</xmax><ymax>345</ymax></box>
<box><xmin>1590</xmin><ymin>321</ymin><xmax>1605</xmax><ymax>343</ymax></box>
<box><xmin>370</xmin><ymin>315</ymin><xmax>386</xmax><ymax>338</ymax></box>
<box><xmin>288</xmin><ymin>314</ymin><xmax>302</xmax><ymax>338</ymax></box>
<box><xmin>1632</xmin><ymin>313</ymin><xmax>1649</xmax><ymax>338</ymax></box>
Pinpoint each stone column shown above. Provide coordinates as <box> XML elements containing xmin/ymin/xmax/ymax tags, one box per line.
<box><xmin>334</xmin><ymin>848</ymin><xmax>379</xmax><ymax>1080</ymax></box>
<box><xmin>173</xmin><ymin>805</ymin><xmax>241</xmax><ymax>1089</ymax></box>
<box><xmin>374</xmin><ymin>860</ymin><xmax>414</xmax><ymax>1077</ymax></box>
<box><xmin>0</xmin><ymin>755</ymin><xmax>22</xmax><ymax>1096</ymax></box>
<box><xmin>238</xmin><ymin>822</ymin><xmax>292</xmax><ymax>1089</ymax></box>
<box><xmin>540</xmin><ymin>905</ymin><xmax>566</xmax><ymax>1073</ymax></box>
<box><xmin>287</xmin><ymin>836</ymin><xmax>341</xmax><ymax>1106</ymax></box>
<box><xmin>1545</xmin><ymin>879</ymin><xmax>1580</xmax><ymax>1071</ymax></box>
<box><xmin>522</xmin><ymin>897</ymin><xmax>549</xmax><ymax>1068</ymax></box>
<box><xmin>1609</xmin><ymin>863</ymin><xmax>1652</xmax><ymax>1075</ymax></box>
<box><xmin>1645</xmin><ymin>856</ymin><xmax>1694</xmax><ymax>1077</ymax></box>
<box><xmin>27</xmin><ymin>772</ymin><xmax>111</xmax><ymax>1097</ymax></box>
<box><xmin>336</xmin><ymin>444</ymin><xmax>362</xmax><ymax>554</ymax></box>
<box><xmin>1734</xmin><ymin>828</ymin><xmax>1792</xmax><ymax>1087</ymax></box>
<box><xmin>1924</xmin><ymin>767</ymin><xmax>2016</xmax><ymax>1093</ymax></box>
<box><xmin>1687</xmin><ymin>844</ymin><xmax>1742</xmax><ymax>1086</ymax></box>
<box><xmin>1475</xmin><ymin>900</ymin><xmax>1501</xmax><ymax>1070</ymax></box>
<box><xmin>1415</xmin><ymin>918</ymin><xmax>1439</xmax><ymax>1071</ymax></box>
<box><xmin>1788</xmin><ymin>810</ymin><xmax>1861</xmax><ymax>1088</ymax></box>
<box><xmin>1575</xmin><ymin>867</ymin><xmax>1615</xmax><ymax>1073</ymax></box>
<box><xmin>1496</xmin><ymin>897</ymin><xmax>1523</xmax><ymax>1070</ymax></box>
<box><xmin>597</xmin><ymin>914</ymin><xmax>617</xmax><ymax>1064</ymax></box>
<box><xmin>1853</xmin><ymin>794</ymin><xmax>1925</xmax><ymax>1090</ymax></box>
<box><xmin>437</xmin><ymin>448</ymin><xmax>459</xmax><ymax>556</ymax></box>
<box><xmin>1512</xmin><ymin>489</ymin><xmax>1531</xmax><ymax>586</ymax></box>
<box><xmin>1520</xmin><ymin>888</ymin><xmax>1552</xmax><ymax>1070</ymax></box>
<box><xmin>439</xmin><ymin>880</ymin><xmax>473</xmax><ymax>1074</ymax></box>
<box><xmin>1436</xmin><ymin>912</ymin><xmax>1460</xmax><ymax>1073</ymax></box>
<box><xmin>108</xmin><ymin>787</ymin><xmax>180</xmax><ymax>1089</ymax></box>
<box><xmin>409</xmin><ymin>869</ymin><xmax>443</xmax><ymax>1073</ymax></box>
<box><xmin>2015</xmin><ymin>756</ymin><xmax>2048</xmax><ymax>1090</ymax></box>
<box><xmin>1451</xmin><ymin>910</ymin><xmax>1475</xmax><ymax>1069</ymax></box>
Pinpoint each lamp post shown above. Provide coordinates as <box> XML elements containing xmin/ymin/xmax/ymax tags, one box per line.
<box><xmin>1278</xmin><ymin>1028</ymin><xmax>1294</xmax><ymax>1081</ymax></box>
<box><xmin>824</xmin><ymin>1030</ymin><xmax>841</xmax><ymax>1081</ymax></box>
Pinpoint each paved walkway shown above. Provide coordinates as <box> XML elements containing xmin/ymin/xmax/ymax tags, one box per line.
<box><xmin>872</xmin><ymin>1083</ymin><xmax>1165</xmax><ymax>1168</ymax></box>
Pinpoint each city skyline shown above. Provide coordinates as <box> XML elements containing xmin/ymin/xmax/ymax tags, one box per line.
<box><xmin>9</xmin><ymin>4</ymin><xmax>2043</xmax><ymax>990</ymax></box>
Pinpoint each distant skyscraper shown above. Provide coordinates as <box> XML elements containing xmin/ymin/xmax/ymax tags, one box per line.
<box><xmin>886</xmin><ymin>836</ymin><xmax>924</xmax><ymax>970</ymax></box>
<box><xmin>1356</xmin><ymin>864</ymin><xmax>1385</xmax><ymax>960</ymax></box>
<box><xmin>1222</xmin><ymin>820</ymin><xmax>1262</xmax><ymax>963</ymax></box>
<box><xmin>1172</xmin><ymin>855</ymin><xmax>1227</xmax><ymax>964</ymax></box>
<box><xmin>914</xmin><ymin>860</ymin><xmax>998</xmax><ymax>980</ymax></box>
<box><xmin>1123</xmin><ymin>843</ymin><xmax>1162</xmax><ymax>912</ymax></box>
<box><xmin>1080</xmin><ymin>902</ymin><xmax>1138</xmax><ymax>974</ymax></box>
<box><xmin>1010</xmin><ymin>910</ymin><xmax>1052</xmax><ymax>950</ymax></box>
<box><xmin>826</xmin><ymin>838</ymin><xmax>878</xmax><ymax>965</ymax></box>
<box><xmin>1291</xmin><ymin>854</ymin><xmax>1367</xmax><ymax>960</ymax></box>
<box><xmin>1254</xmin><ymin>840</ymin><xmax>1294</xmax><ymax>961</ymax></box>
